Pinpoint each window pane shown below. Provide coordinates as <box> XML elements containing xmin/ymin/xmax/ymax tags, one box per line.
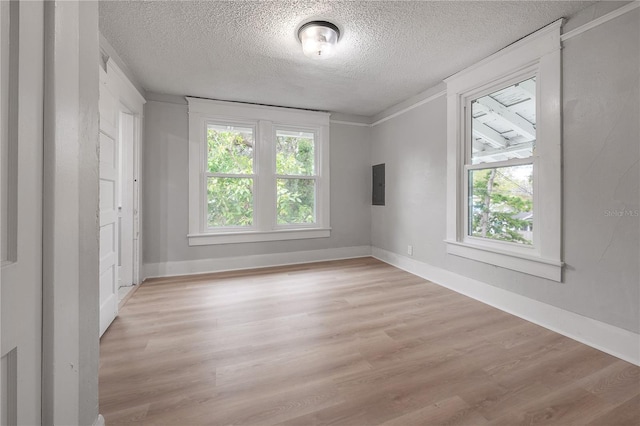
<box><xmin>471</xmin><ymin>77</ymin><xmax>536</xmax><ymax>165</ymax></box>
<box><xmin>207</xmin><ymin>124</ymin><xmax>254</xmax><ymax>174</ymax></box>
<box><xmin>207</xmin><ymin>177</ymin><xmax>253</xmax><ymax>227</ymax></box>
<box><xmin>468</xmin><ymin>164</ymin><xmax>533</xmax><ymax>245</ymax></box>
<box><xmin>276</xmin><ymin>130</ymin><xmax>315</xmax><ymax>175</ymax></box>
<box><xmin>277</xmin><ymin>178</ymin><xmax>315</xmax><ymax>224</ymax></box>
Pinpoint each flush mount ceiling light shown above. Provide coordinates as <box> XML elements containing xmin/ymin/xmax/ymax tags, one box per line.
<box><xmin>297</xmin><ymin>21</ymin><xmax>340</xmax><ymax>59</ymax></box>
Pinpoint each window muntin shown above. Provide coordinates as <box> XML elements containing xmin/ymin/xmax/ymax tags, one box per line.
<box><xmin>205</xmin><ymin>122</ymin><xmax>256</xmax><ymax>229</ymax></box>
<box><xmin>275</xmin><ymin>129</ymin><xmax>317</xmax><ymax>225</ymax></box>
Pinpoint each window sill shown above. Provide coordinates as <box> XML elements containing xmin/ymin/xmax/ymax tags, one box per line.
<box><xmin>188</xmin><ymin>228</ymin><xmax>331</xmax><ymax>246</ymax></box>
<box><xmin>445</xmin><ymin>240</ymin><xmax>563</xmax><ymax>281</ymax></box>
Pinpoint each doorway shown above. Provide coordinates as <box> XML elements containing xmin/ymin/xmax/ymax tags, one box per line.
<box><xmin>98</xmin><ymin>59</ymin><xmax>144</xmax><ymax>336</ymax></box>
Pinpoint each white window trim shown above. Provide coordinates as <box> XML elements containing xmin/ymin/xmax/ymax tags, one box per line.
<box><xmin>444</xmin><ymin>19</ymin><xmax>563</xmax><ymax>281</ymax></box>
<box><xmin>187</xmin><ymin>98</ymin><xmax>331</xmax><ymax>246</ymax></box>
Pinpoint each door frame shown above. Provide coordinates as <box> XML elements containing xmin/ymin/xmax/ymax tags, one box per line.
<box><xmin>41</xmin><ymin>1</ymin><xmax>101</xmax><ymax>424</ymax></box>
<box><xmin>99</xmin><ymin>56</ymin><xmax>145</xmax><ymax>286</ymax></box>
<box><xmin>118</xmin><ymin>109</ymin><xmax>134</xmax><ymax>288</ymax></box>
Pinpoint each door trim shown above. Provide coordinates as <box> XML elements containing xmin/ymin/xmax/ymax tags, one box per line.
<box><xmin>42</xmin><ymin>1</ymin><xmax>101</xmax><ymax>424</ymax></box>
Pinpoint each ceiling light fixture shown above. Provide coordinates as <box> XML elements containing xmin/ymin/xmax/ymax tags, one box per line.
<box><xmin>297</xmin><ymin>21</ymin><xmax>340</xmax><ymax>59</ymax></box>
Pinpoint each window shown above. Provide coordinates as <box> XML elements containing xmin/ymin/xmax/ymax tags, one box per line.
<box><xmin>468</xmin><ymin>77</ymin><xmax>535</xmax><ymax>246</ymax></box>
<box><xmin>206</xmin><ymin>123</ymin><xmax>255</xmax><ymax>229</ymax></box>
<box><xmin>187</xmin><ymin>98</ymin><xmax>330</xmax><ymax>245</ymax></box>
<box><xmin>445</xmin><ymin>20</ymin><xmax>563</xmax><ymax>281</ymax></box>
<box><xmin>275</xmin><ymin>128</ymin><xmax>317</xmax><ymax>225</ymax></box>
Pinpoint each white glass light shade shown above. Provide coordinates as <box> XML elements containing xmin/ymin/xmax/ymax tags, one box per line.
<box><xmin>298</xmin><ymin>21</ymin><xmax>340</xmax><ymax>59</ymax></box>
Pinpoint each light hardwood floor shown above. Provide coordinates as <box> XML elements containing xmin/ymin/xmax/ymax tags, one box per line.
<box><xmin>99</xmin><ymin>257</ymin><xmax>640</xmax><ymax>425</ymax></box>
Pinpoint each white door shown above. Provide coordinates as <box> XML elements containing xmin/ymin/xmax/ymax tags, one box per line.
<box><xmin>118</xmin><ymin>111</ymin><xmax>134</xmax><ymax>288</ymax></box>
<box><xmin>0</xmin><ymin>1</ymin><xmax>44</xmax><ymax>424</ymax></box>
<box><xmin>99</xmin><ymin>66</ymin><xmax>119</xmax><ymax>337</ymax></box>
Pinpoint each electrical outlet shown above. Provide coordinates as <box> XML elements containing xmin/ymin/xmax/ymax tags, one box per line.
<box><xmin>407</xmin><ymin>245</ymin><xmax>413</xmax><ymax>256</ymax></box>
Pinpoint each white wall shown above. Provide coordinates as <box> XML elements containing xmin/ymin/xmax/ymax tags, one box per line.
<box><xmin>371</xmin><ymin>6</ymin><xmax>639</xmax><ymax>334</ymax></box>
<box><xmin>142</xmin><ymin>97</ymin><xmax>372</xmax><ymax>272</ymax></box>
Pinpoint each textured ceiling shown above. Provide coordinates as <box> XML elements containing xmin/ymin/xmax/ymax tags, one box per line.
<box><xmin>99</xmin><ymin>1</ymin><xmax>594</xmax><ymax>116</ymax></box>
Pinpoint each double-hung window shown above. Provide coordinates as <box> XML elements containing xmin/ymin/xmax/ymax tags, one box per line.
<box><xmin>206</xmin><ymin>122</ymin><xmax>256</xmax><ymax>229</ymax></box>
<box><xmin>466</xmin><ymin>77</ymin><xmax>536</xmax><ymax>246</ymax></box>
<box><xmin>187</xmin><ymin>98</ymin><xmax>330</xmax><ymax>245</ymax></box>
<box><xmin>445</xmin><ymin>20</ymin><xmax>563</xmax><ymax>281</ymax></box>
<box><xmin>275</xmin><ymin>128</ymin><xmax>317</xmax><ymax>226</ymax></box>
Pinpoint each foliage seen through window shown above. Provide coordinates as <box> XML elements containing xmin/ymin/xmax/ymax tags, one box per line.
<box><xmin>276</xmin><ymin>131</ymin><xmax>316</xmax><ymax>225</ymax></box>
<box><xmin>206</xmin><ymin>125</ymin><xmax>254</xmax><ymax>228</ymax></box>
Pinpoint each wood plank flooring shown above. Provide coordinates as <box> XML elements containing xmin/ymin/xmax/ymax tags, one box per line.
<box><xmin>99</xmin><ymin>257</ymin><xmax>640</xmax><ymax>425</ymax></box>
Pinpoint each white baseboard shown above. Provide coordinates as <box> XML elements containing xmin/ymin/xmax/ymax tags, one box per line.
<box><xmin>372</xmin><ymin>247</ymin><xmax>640</xmax><ymax>366</ymax></box>
<box><xmin>143</xmin><ymin>245</ymin><xmax>372</xmax><ymax>280</ymax></box>
<box><xmin>93</xmin><ymin>414</ymin><xmax>105</xmax><ymax>426</ymax></box>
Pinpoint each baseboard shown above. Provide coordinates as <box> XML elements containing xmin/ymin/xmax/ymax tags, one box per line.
<box><xmin>93</xmin><ymin>414</ymin><xmax>105</xmax><ymax>426</ymax></box>
<box><xmin>143</xmin><ymin>245</ymin><xmax>372</xmax><ymax>279</ymax></box>
<box><xmin>372</xmin><ymin>247</ymin><xmax>640</xmax><ymax>366</ymax></box>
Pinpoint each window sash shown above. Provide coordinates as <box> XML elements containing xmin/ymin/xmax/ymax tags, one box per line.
<box><xmin>463</xmin><ymin>163</ymin><xmax>536</xmax><ymax>247</ymax></box>
<box><xmin>207</xmin><ymin>172</ymin><xmax>255</xmax><ymax>178</ymax></box>
<box><xmin>463</xmin><ymin>71</ymin><xmax>538</xmax><ymax>165</ymax></box>
<box><xmin>275</xmin><ymin>176</ymin><xmax>318</xmax><ymax>227</ymax></box>
<box><xmin>274</xmin><ymin>126</ymin><xmax>319</xmax><ymax>228</ymax></box>
<box><xmin>276</xmin><ymin>174</ymin><xmax>317</xmax><ymax>179</ymax></box>
<box><xmin>274</xmin><ymin>126</ymin><xmax>318</xmax><ymax>177</ymax></box>
<box><xmin>464</xmin><ymin>157</ymin><xmax>533</xmax><ymax>171</ymax></box>
<box><xmin>205</xmin><ymin>120</ymin><xmax>256</xmax><ymax>173</ymax></box>
<box><xmin>462</xmin><ymin>71</ymin><xmax>539</xmax><ymax>251</ymax></box>
<box><xmin>202</xmin><ymin>175</ymin><xmax>256</xmax><ymax>232</ymax></box>
<box><xmin>203</xmin><ymin>120</ymin><xmax>257</xmax><ymax>231</ymax></box>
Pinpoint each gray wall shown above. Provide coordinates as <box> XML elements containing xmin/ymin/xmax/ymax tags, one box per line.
<box><xmin>141</xmin><ymin>5</ymin><xmax>638</xmax><ymax>334</ymax></box>
<box><xmin>371</xmin><ymin>8</ymin><xmax>639</xmax><ymax>333</ymax></box>
<box><xmin>371</xmin><ymin>87</ymin><xmax>448</xmax><ymax>268</ymax></box>
<box><xmin>142</xmin><ymin>99</ymin><xmax>372</xmax><ymax>264</ymax></box>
